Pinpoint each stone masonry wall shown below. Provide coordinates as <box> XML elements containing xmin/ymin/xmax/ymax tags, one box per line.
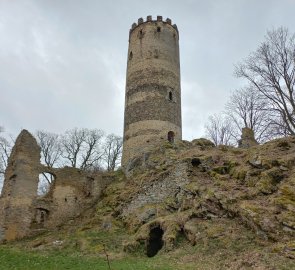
<box><xmin>238</xmin><ymin>127</ymin><xmax>259</xmax><ymax>148</ymax></box>
<box><xmin>0</xmin><ymin>130</ymin><xmax>113</xmax><ymax>242</ymax></box>
<box><xmin>0</xmin><ymin>130</ymin><xmax>41</xmax><ymax>241</ymax></box>
<box><xmin>123</xmin><ymin>120</ymin><xmax>181</xmax><ymax>166</ymax></box>
<box><xmin>122</xmin><ymin>16</ymin><xmax>182</xmax><ymax>168</ymax></box>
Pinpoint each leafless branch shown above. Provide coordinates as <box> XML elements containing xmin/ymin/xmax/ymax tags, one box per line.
<box><xmin>225</xmin><ymin>87</ymin><xmax>272</xmax><ymax>142</ymax></box>
<box><xmin>36</xmin><ymin>130</ymin><xmax>62</xmax><ymax>168</ymax></box>
<box><xmin>235</xmin><ymin>27</ymin><xmax>295</xmax><ymax>136</ymax></box>
<box><xmin>61</xmin><ymin>128</ymin><xmax>104</xmax><ymax>170</ymax></box>
<box><xmin>204</xmin><ymin>114</ymin><xmax>236</xmax><ymax>146</ymax></box>
<box><xmin>103</xmin><ymin>134</ymin><xmax>123</xmax><ymax>171</ymax></box>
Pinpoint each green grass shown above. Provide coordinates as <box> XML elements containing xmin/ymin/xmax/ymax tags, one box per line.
<box><xmin>1</xmin><ymin>239</ymin><xmax>295</xmax><ymax>270</ymax></box>
<box><xmin>0</xmin><ymin>247</ymin><xmax>176</xmax><ymax>270</ymax></box>
<box><xmin>0</xmin><ymin>223</ymin><xmax>294</xmax><ymax>270</ymax></box>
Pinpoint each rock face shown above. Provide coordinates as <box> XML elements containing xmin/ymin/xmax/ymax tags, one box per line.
<box><xmin>0</xmin><ymin>130</ymin><xmax>40</xmax><ymax>241</ymax></box>
<box><xmin>0</xmin><ymin>130</ymin><xmax>113</xmax><ymax>242</ymax></box>
<box><xmin>96</xmin><ymin>137</ymin><xmax>295</xmax><ymax>259</ymax></box>
<box><xmin>121</xmin><ymin>163</ymin><xmax>189</xmax><ymax>227</ymax></box>
<box><xmin>238</xmin><ymin>127</ymin><xmax>258</xmax><ymax>148</ymax></box>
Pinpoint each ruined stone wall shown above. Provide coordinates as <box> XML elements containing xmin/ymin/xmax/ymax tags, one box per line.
<box><xmin>30</xmin><ymin>167</ymin><xmax>113</xmax><ymax>232</ymax></box>
<box><xmin>0</xmin><ymin>130</ymin><xmax>114</xmax><ymax>242</ymax></box>
<box><xmin>0</xmin><ymin>130</ymin><xmax>40</xmax><ymax>241</ymax></box>
<box><xmin>40</xmin><ymin>167</ymin><xmax>112</xmax><ymax>229</ymax></box>
<box><xmin>122</xmin><ymin>16</ymin><xmax>182</xmax><ymax>168</ymax></box>
<box><xmin>238</xmin><ymin>127</ymin><xmax>258</xmax><ymax>148</ymax></box>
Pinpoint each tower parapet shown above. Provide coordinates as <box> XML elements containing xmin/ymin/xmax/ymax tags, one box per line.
<box><xmin>122</xmin><ymin>16</ymin><xmax>182</xmax><ymax>169</ymax></box>
<box><xmin>129</xmin><ymin>16</ymin><xmax>179</xmax><ymax>39</ymax></box>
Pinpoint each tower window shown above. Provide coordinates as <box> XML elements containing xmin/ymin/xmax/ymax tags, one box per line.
<box><xmin>139</xmin><ymin>29</ymin><xmax>144</xmax><ymax>39</ymax></box>
<box><xmin>129</xmin><ymin>51</ymin><xmax>133</xmax><ymax>60</ymax></box>
<box><xmin>168</xmin><ymin>131</ymin><xmax>175</xmax><ymax>143</ymax></box>
<box><xmin>157</xmin><ymin>27</ymin><xmax>161</xmax><ymax>32</ymax></box>
<box><xmin>169</xmin><ymin>91</ymin><xmax>173</xmax><ymax>101</ymax></box>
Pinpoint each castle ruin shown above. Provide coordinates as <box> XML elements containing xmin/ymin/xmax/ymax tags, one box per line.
<box><xmin>122</xmin><ymin>16</ymin><xmax>182</xmax><ymax>168</ymax></box>
<box><xmin>0</xmin><ymin>130</ymin><xmax>113</xmax><ymax>242</ymax></box>
<box><xmin>0</xmin><ymin>15</ymin><xmax>182</xmax><ymax>242</ymax></box>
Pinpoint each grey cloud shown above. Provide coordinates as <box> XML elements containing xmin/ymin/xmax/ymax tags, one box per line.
<box><xmin>1</xmin><ymin>0</ymin><xmax>295</xmax><ymax>140</ymax></box>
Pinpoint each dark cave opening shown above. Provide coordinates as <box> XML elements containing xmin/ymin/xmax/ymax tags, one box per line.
<box><xmin>146</xmin><ymin>226</ymin><xmax>164</xmax><ymax>257</ymax></box>
<box><xmin>191</xmin><ymin>158</ymin><xmax>201</xmax><ymax>167</ymax></box>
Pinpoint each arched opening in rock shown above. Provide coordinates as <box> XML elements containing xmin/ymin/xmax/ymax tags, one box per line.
<box><xmin>191</xmin><ymin>158</ymin><xmax>201</xmax><ymax>167</ymax></box>
<box><xmin>146</xmin><ymin>226</ymin><xmax>164</xmax><ymax>257</ymax></box>
<box><xmin>37</xmin><ymin>172</ymin><xmax>55</xmax><ymax>196</ymax></box>
<box><xmin>167</xmin><ymin>131</ymin><xmax>175</xmax><ymax>143</ymax></box>
<box><xmin>169</xmin><ymin>91</ymin><xmax>173</xmax><ymax>101</ymax></box>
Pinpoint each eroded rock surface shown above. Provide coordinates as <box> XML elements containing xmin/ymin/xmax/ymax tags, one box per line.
<box><xmin>97</xmin><ymin>137</ymin><xmax>295</xmax><ymax>259</ymax></box>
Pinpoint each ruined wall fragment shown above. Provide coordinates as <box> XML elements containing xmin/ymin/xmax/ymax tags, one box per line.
<box><xmin>0</xmin><ymin>129</ymin><xmax>40</xmax><ymax>241</ymax></box>
<box><xmin>0</xmin><ymin>129</ymin><xmax>114</xmax><ymax>242</ymax></box>
<box><xmin>238</xmin><ymin>127</ymin><xmax>258</xmax><ymax>148</ymax></box>
<box><xmin>42</xmin><ymin>167</ymin><xmax>111</xmax><ymax>228</ymax></box>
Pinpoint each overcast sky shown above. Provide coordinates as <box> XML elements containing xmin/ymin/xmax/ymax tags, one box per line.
<box><xmin>1</xmin><ymin>0</ymin><xmax>295</xmax><ymax>140</ymax></box>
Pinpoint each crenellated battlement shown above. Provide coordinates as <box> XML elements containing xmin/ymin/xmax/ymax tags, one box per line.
<box><xmin>129</xmin><ymin>15</ymin><xmax>178</xmax><ymax>35</ymax></box>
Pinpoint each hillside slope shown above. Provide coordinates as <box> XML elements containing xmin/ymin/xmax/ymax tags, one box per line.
<box><xmin>1</xmin><ymin>137</ymin><xmax>295</xmax><ymax>269</ymax></box>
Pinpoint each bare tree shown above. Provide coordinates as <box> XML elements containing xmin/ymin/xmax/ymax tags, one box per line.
<box><xmin>225</xmin><ymin>87</ymin><xmax>272</xmax><ymax>142</ymax></box>
<box><xmin>204</xmin><ymin>114</ymin><xmax>235</xmax><ymax>146</ymax></box>
<box><xmin>0</xmin><ymin>129</ymin><xmax>12</xmax><ymax>176</ymax></box>
<box><xmin>0</xmin><ymin>128</ymin><xmax>13</xmax><ymax>192</ymax></box>
<box><xmin>61</xmin><ymin>128</ymin><xmax>104</xmax><ymax>170</ymax></box>
<box><xmin>61</xmin><ymin>128</ymin><xmax>85</xmax><ymax>168</ymax></box>
<box><xmin>235</xmin><ymin>27</ymin><xmax>295</xmax><ymax>136</ymax></box>
<box><xmin>0</xmin><ymin>137</ymin><xmax>11</xmax><ymax>176</ymax></box>
<box><xmin>103</xmin><ymin>134</ymin><xmax>123</xmax><ymax>171</ymax></box>
<box><xmin>36</xmin><ymin>131</ymin><xmax>62</xmax><ymax>168</ymax></box>
<box><xmin>36</xmin><ymin>130</ymin><xmax>62</xmax><ymax>186</ymax></box>
<box><xmin>80</xmin><ymin>129</ymin><xmax>105</xmax><ymax>170</ymax></box>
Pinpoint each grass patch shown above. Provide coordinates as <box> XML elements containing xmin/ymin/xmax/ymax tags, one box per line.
<box><xmin>0</xmin><ymin>246</ymin><xmax>176</xmax><ymax>270</ymax></box>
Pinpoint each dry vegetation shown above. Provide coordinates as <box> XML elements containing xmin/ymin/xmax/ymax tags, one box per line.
<box><xmin>1</xmin><ymin>137</ymin><xmax>295</xmax><ymax>269</ymax></box>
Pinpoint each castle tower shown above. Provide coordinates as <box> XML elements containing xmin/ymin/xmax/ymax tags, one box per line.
<box><xmin>122</xmin><ymin>16</ymin><xmax>182</xmax><ymax>168</ymax></box>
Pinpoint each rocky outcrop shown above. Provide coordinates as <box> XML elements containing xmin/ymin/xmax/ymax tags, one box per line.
<box><xmin>95</xmin><ymin>137</ymin><xmax>295</xmax><ymax>259</ymax></box>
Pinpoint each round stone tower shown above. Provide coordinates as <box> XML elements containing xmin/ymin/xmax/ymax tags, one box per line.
<box><xmin>122</xmin><ymin>15</ymin><xmax>182</xmax><ymax>168</ymax></box>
